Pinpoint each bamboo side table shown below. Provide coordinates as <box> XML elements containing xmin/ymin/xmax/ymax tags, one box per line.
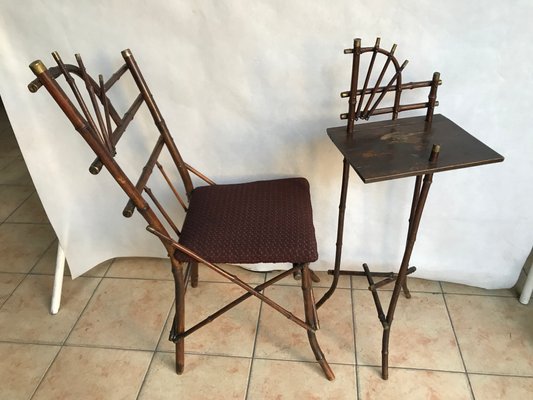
<box><xmin>316</xmin><ymin>113</ymin><xmax>504</xmax><ymax>379</ymax></box>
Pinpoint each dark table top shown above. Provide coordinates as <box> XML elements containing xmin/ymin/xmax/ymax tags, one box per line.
<box><xmin>327</xmin><ymin>114</ymin><xmax>504</xmax><ymax>183</ymax></box>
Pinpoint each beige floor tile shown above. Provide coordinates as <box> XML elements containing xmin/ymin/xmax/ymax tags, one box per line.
<box><xmin>0</xmin><ymin>342</ymin><xmax>60</xmax><ymax>400</ymax></box>
<box><xmin>267</xmin><ymin>269</ymin><xmax>351</xmax><ymax>289</ymax></box>
<box><xmin>0</xmin><ymin>223</ymin><xmax>56</xmax><ymax>273</ymax></box>
<box><xmin>199</xmin><ymin>263</ymin><xmax>266</xmax><ymax>284</ymax></box>
<box><xmin>0</xmin><ymin>185</ymin><xmax>33</xmax><ymax>221</ymax></box>
<box><xmin>31</xmin><ymin>240</ymin><xmax>112</xmax><ymax>277</ymax></box>
<box><xmin>354</xmin><ymin>291</ymin><xmax>463</xmax><ymax>371</ymax></box>
<box><xmin>28</xmin><ymin>242</ymin><xmax>60</xmax><ymax>275</ymax></box>
<box><xmin>0</xmin><ymin>272</ymin><xmax>25</xmax><ymax>306</ymax></box>
<box><xmin>255</xmin><ymin>286</ymin><xmax>355</xmax><ymax>364</ymax></box>
<box><xmin>469</xmin><ymin>374</ymin><xmax>533</xmax><ymax>400</ymax></box>
<box><xmin>352</xmin><ymin>275</ymin><xmax>441</xmax><ymax>293</ymax></box>
<box><xmin>106</xmin><ymin>257</ymin><xmax>172</xmax><ymax>280</ymax></box>
<box><xmin>0</xmin><ymin>139</ymin><xmax>22</xmax><ymax>158</ymax></box>
<box><xmin>0</xmin><ymin>274</ymin><xmax>99</xmax><ymax>343</ymax></box>
<box><xmin>446</xmin><ymin>294</ymin><xmax>533</xmax><ymax>375</ymax></box>
<box><xmin>138</xmin><ymin>352</ymin><xmax>250</xmax><ymax>400</ymax></box>
<box><xmin>358</xmin><ymin>366</ymin><xmax>471</xmax><ymax>400</ymax></box>
<box><xmin>158</xmin><ymin>282</ymin><xmax>261</xmax><ymax>357</ymax></box>
<box><xmin>441</xmin><ymin>282</ymin><xmax>516</xmax><ymax>297</ymax></box>
<box><xmin>247</xmin><ymin>358</ymin><xmax>356</xmax><ymax>399</ymax></box>
<box><xmin>68</xmin><ymin>278</ymin><xmax>174</xmax><ymax>350</ymax></box>
<box><xmin>0</xmin><ymin>121</ymin><xmax>21</xmax><ymax>155</ymax></box>
<box><xmin>0</xmin><ymin>156</ymin><xmax>15</xmax><ymax>169</ymax></box>
<box><xmin>33</xmin><ymin>346</ymin><xmax>152</xmax><ymax>400</ymax></box>
<box><xmin>0</xmin><ymin>158</ymin><xmax>33</xmax><ymax>185</ymax></box>
<box><xmin>6</xmin><ymin>191</ymin><xmax>49</xmax><ymax>223</ymax></box>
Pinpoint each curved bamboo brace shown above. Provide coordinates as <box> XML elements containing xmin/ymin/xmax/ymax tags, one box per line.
<box><xmin>360</xmin><ymin>43</ymin><xmax>399</xmax><ymax>118</ymax></box>
<box><xmin>356</xmin><ymin>37</ymin><xmax>381</xmax><ymax>120</ymax></box>
<box><xmin>340</xmin><ymin>38</ymin><xmax>441</xmax><ymax>125</ymax></box>
<box><xmin>99</xmin><ymin>74</ymin><xmax>115</xmax><ymax>154</ymax></box>
<box><xmin>89</xmin><ymin>94</ymin><xmax>144</xmax><ymax>175</ymax></box>
<box><xmin>52</xmin><ymin>52</ymin><xmax>102</xmax><ymax>145</ymax></box>
<box><xmin>364</xmin><ymin>59</ymin><xmax>409</xmax><ymax>120</ymax></box>
<box><xmin>75</xmin><ymin>54</ymin><xmax>114</xmax><ymax>153</ymax></box>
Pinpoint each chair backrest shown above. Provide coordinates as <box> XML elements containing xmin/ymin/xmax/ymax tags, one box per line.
<box><xmin>340</xmin><ymin>38</ymin><xmax>441</xmax><ymax>133</ymax></box>
<box><xmin>28</xmin><ymin>49</ymin><xmax>210</xmax><ymax>255</ymax></box>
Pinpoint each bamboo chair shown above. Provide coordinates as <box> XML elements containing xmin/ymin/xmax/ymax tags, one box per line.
<box><xmin>28</xmin><ymin>50</ymin><xmax>334</xmax><ymax>380</ymax></box>
<box><xmin>316</xmin><ymin>38</ymin><xmax>441</xmax><ymax>379</ymax></box>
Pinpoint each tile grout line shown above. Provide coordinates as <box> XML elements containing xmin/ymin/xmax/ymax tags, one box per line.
<box><xmin>439</xmin><ymin>281</ymin><xmax>476</xmax><ymax>400</ymax></box>
<box><xmin>134</xmin><ymin>290</ymin><xmax>176</xmax><ymax>400</ymax></box>
<box><xmin>0</xmin><ymin>157</ymin><xmax>20</xmax><ymax>174</ymax></box>
<box><xmin>351</xmin><ymin>287</ymin><xmax>474</xmax><ymax>295</ymax></box>
<box><xmin>0</xmin><ymin>233</ymin><xmax>57</xmax><ymax>311</ymax></box>
<box><xmin>0</xmin><ymin>273</ymin><xmax>29</xmax><ymax>311</ymax></box>
<box><xmin>28</xmin><ymin>238</ymin><xmax>58</xmax><ymax>274</ymax></box>
<box><xmin>0</xmin><ymin>221</ymin><xmax>51</xmax><ymax>226</ymax></box>
<box><xmin>243</xmin><ymin>272</ymin><xmax>266</xmax><ymax>400</ymax></box>
<box><xmin>0</xmin><ymin>338</ymin><xmax>157</xmax><ymax>352</ymax></box>
<box><xmin>61</xmin><ymin>261</ymin><xmax>115</xmax><ymax>347</ymax></box>
<box><xmin>29</xmin><ymin>268</ymin><xmax>110</xmax><ymax>400</ymax></box>
<box><xmin>0</xmin><ymin>187</ymin><xmax>34</xmax><ymax>224</ymax></box>
<box><xmin>356</xmin><ymin>363</ymin><xmax>479</xmax><ymax>375</ymax></box>
<box><xmin>350</xmin><ymin>276</ymin><xmax>360</xmax><ymax>400</ymax></box>
<box><xmin>0</xmin><ymin>183</ymin><xmax>35</xmax><ymax>187</ymax></box>
<box><xmin>28</xmin><ymin>342</ymin><xmax>64</xmax><ymax>400</ymax></box>
<box><xmin>251</xmin><ymin>356</ymin><xmax>357</xmax><ymax>367</ymax></box>
<box><xmin>466</xmin><ymin>371</ymin><xmax>533</xmax><ymax>379</ymax></box>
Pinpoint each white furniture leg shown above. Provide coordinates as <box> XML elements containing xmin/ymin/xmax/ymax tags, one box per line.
<box><xmin>50</xmin><ymin>243</ymin><xmax>66</xmax><ymax>314</ymax></box>
<box><xmin>519</xmin><ymin>254</ymin><xmax>533</xmax><ymax>305</ymax></box>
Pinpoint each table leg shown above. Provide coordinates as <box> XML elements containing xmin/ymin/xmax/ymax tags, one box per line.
<box><xmin>400</xmin><ymin>175</ymin><xmax>422</xmax><ymax>299</ymax></box>
<box><xmin>381</xmin><ymin>172</ymin><xmax>434</xmax><ymax>379</ymax></box>
<box><xmin>316</xmin><ymin>158</ymin><xmax>350</xmax><ymax>309</ymax></box>
<box><xmin>318</xmin><ymin>171</ymin><xmax>435</xmax><ymax>379</ymax></box>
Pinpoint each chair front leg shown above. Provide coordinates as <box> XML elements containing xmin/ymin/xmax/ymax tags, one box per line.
<box><xmin>300</xmin><ymin>263</ymin><xmax>335</xmax><ymax>381</ymax></box>
<box><xmin>190</xmin><ymin>261</ymin><xmax>199</xmax><ymax>288</ymax></box>
<box><xmin>171</xmin><ymin>259</ymin><xmax>186</xmax><ymax>374</ymax></box>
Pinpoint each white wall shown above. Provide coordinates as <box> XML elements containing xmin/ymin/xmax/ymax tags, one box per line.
<box><xmin>0</xmin><ymin>0</ymin><xmax>531</xmax><ymax>287</ymax></box>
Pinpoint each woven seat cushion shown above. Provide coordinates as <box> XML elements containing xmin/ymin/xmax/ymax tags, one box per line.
<box><xmin>174</xmin><ymin>177</ymin><xmax>318</xmax><ymax>264</ymax></box>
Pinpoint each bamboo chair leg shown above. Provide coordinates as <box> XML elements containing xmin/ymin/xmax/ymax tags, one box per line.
<box><xmin>293</xmin><ymin>268</ymin><xmax>302</xmax><ymax>281</ymax></box>
<box><xmin>171</xmin><ymin>260</ymin><xmax>186</xmax><ymax>374</ymax></box>
<box><xmin>301</xmin><ymin>264</ymin><xmax>335</xmax><ymax>381</ymax></box>
<box><xmin>401</xmin><ymin>279</ymin><xmax>412</xmax><ymax>299</ymax></box>
<box><xmin>190</xmin><ymin>261</ymin><xmax>199</xmax><ymax>288</ymax></box>
<box><xmin>293</xmin><ymin>268</ymin><xmax>320</xmax><ymax>282</ymax></box>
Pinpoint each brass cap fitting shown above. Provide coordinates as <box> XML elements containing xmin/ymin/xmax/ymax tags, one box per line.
<box><xmin>29</xmin><ymin>60</ymin><xmax>47</xmax><ymax>75</ymax></box>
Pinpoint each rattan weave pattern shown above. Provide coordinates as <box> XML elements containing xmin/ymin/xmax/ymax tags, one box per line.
<box><xmin>174</xmin><ymin>178</ymin><xmax>318</xmax><ymax>263</ymax></box>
